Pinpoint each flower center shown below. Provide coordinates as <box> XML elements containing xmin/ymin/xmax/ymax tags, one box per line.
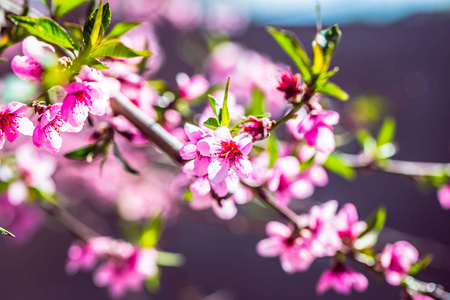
<box><xmin>0</xmin><ymin>112</ymin><xmax>19</xmax><ymax>134</ymax></box>
<box><xmin>218</xmin><ymin>140</ymin><xmax>242</xmax><ymax>162</ymax></box>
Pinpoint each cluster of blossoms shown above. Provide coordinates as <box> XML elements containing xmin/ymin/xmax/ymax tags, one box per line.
<box><xmin>256</xmin><ymin>200</ymin><xmax>422</xmax><ymax>295</ymax></box>
<box><xmin>66</xmin><ymin>237</ymin><xmax>158</xmax><ymax>298</ymax></box>
<box><xmin>180</xmin><ymin>124</ymin><xmax>253</xmax><ymax>219</ymax></box>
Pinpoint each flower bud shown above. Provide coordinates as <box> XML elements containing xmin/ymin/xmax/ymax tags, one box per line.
<box><xmin>276</xmin><ymin>70</ymin><xmax>302</xmax><ymax>101</ymax></box>
<box><xmin>239</xmin><ymin>116</ymin><xmax>273</xmax><ymax>141</ymax></box>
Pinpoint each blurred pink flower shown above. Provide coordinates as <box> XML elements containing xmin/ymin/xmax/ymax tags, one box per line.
<box><xmin>380</xmin><ymin>241</ymin><xmax>418</xmax><ymax>286</ymax></box>
<box><xmin>316</xmin><ymin>262</ymin><xmax>368</xmax><ymax>295</ymax></box>
<box><xmin>335</xmin><ymin>203</ymin><xmax>366</xmax><ymax>244</ymax></box>
<box><xmin>161</xmin><ymin>0</ymin><xmax>203</xmax><ymax>31</ymax></box>
<box><xmin>256</xmin><ymin>221</ymin><xmax>315</xmax><ymax>273</ymax></box>
<box><xmin>203</xmin><ymin>2</ymin><xmax>249</xmax><ymax>35</ymax></box>
<box><xmin>11</xmin><ymin>36</ymin><xmax>56</xmax><ymax>81</ymax></box>
<box><xmin>176</xmin><ymin>73</ymin><xmax>209</xmax><ymax>100</ymax></box>
<box><xmin>267</xmin><ymin>156</ymin><xmax>314</xmax><ymax>206</ymax></box>
<box><xmin>296</xmin><ymin>108</ymin><xmax>340</xmax><ymax>154</ymax></box>
<box><xmin>66</xmin><ymin>237</ymin><xmax>113</xmax><ymax>275</ymax></box>
<box><xmin>306</xmin><ymin>200</ymin><xmax>342</xmax><ymax>256</ymax></box>
<box><xmin>33</xmin><ymin>103</ymin><xmax>82</xmax><ymax>153</ymax></box>
<box><xmin>94</xmin><ymin>246</ymin><xmax>158</xmax><ymax>298</ymax></box>
<box><xmin>0</xmin><ymin>102</ymin><xmax>34</xmax><ymax>149</ymax></box>
<box><xmin>61</xmin><ymin>81</ymin><xmax>109</xmax><ymax>127</ymax></box>
<box><xmin>197</xmin><ymin>126</ymin><xmax>253</xmax><ymax>184</ymax></box>
<box><xmin>437</xmin><ymin>184</ymin><xmax>450</xmax><ymax>209</ymax></box>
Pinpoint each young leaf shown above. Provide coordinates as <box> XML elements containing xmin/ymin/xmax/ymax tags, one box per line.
<box><xmin>8</xmin><ymin>15</ymin><xmax>76</xmax><ymax>50</ymax></box>
<box><xmin>203</xmin><ymin>117</ymin><xmax>220</xmax><ymax>130</ymax></box>
<box><xmin>409</xmin><ymin>255</ymin><xmax>433</xmax><ymax>276</ymax></box>
<box><xmin>266</xmin><ymin>26</ymin><xmax>311</xmax><ymax>84</ymax></box>
<box><xmin>312</xmin><ymin>24</ymin><xmax>341</xmax><ymax>75</ymax></box>
<box><xmin>356</xmin><ymin>129</ymin><xmax>377</xmax><ymax>155</ymax></box>
<box><xmin>55</xmin><ymin>0</ymin><xmax>90</xmax><ymax>18</ymax></box>
<box><xmin>145</xmin><ymin>269</ymin><xmax>161</xmax><ymax>293</ymax></box>
<box><xmin>140</xmin><ymin>215</ymin><xmax>163</xmax><ymax>248</ymax></box>
<box><xmin>104</xmin><ymin>22</ymin><xmax>141</xmax><ymax>40</ymax></box>
<box><xmin>90</xmin><ymin>39</ymin><xmax>152</xmax><ymax>58</ymax></box>
<box><xmin>267</xmin><ymin>133</ymin><xmax>278</xmax><ymax>168</ymax></box>
<box><xmin>220</xmin><ymin>77</ymin><xmax>231</xmax><ymax>127</ymax></box>
<box><xmin>112</xmin><ymin>141</ymin><xmax>139</xmax><ymax>175</ymax></box>
<box><xmin>316</xmin><ymin>82</ymin><xmax>349</xmax><ymax>101</ymax></box>
<box><xmin>207</xmin><ymin>95</ymin><xmax>220</xmax><ymax>120</ymax></box>
<box><xmin>83</xmin><ymin>2</ymin><xmax>111</xmax><ymax>46</ymax></box>
<box><xmin>358</xmin><ymin>206</ymin><xmax>386</xmax><ymax>239</ymax></box>
<box><xmin>0</xmin><ymin>227</ymin><xmax>15</xmax><ymax>237</ymax></box>
<box><xmin>377</xmin><ymin>117</ymin><xmax>396</xmax><ymax>146</ymax></box>
<box><xmin>323</xmin><ymin>153</ymin><xmax>356</xmax><ymax>180</ymax></box>
<box><xmin>156</xmin><ymin>251</ymin><xmax>185</xmax><ymax>267</ymax></box>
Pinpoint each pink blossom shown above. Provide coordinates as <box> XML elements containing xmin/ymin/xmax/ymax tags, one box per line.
<box><xmin>94</xmin><ymin>246</ymin><xmax>158</xmax><ymax>298</ymax></box>
<box><xmin>66</xmin><ymin>237</ymin><xmax>113</xmax><ymax>275</ymax></box>
<box><xmin>306</xmin><ymin>200</ymin><xmax>342</xmax><ymax>256</ymax></box>
<box><xmin>239</xmin><ymin>116</ymin><xmax>272</xmax><ymax>141</ymax></box>
<box><xmin>11</xmin><ymin>36</ymin><xmax>56</xmax><ymax>81</ymax></box>
<box><xmin>256</xmin><ymin>221</ymin><xmax>315</xmax><ymax>273</ymax></box>
<box><xmin>176</xmin><ymin>73</ymin><xmax>209</xmax><ymax>100</ymax></box>
<box><xmin>276</xmin><ymin>69</ymin><xmax>302</xmax><ymax>101</ymax></box>
<box><xmin>0</xmin><ymin>102</ymin><xmax>34</xmax><ymax>149</ymax></box>
<box><xmin>437</xmin><ymin>184</ymin><xmax>450</xmax><ymax>209</ymax></box>
<box><xmin>267</xmin><ymin>156</ymin><xmax>314</xmax><ymax>206</ymax></box>
<box><xmin>61</xmin><ymin>81</ymin><xmax>109</xmax><ymax>127</ymax></box>
<box><xmin>316</xmin><ymin>262</ymin><xmax>368</xmax><ymax>295</ymax></box>
<box><xmin>203</xmin><ymin>2</ymin><xmax>249</xmax><ymax>35</ymax></box>
<box><xmin>380</xmin><ymin>241</ymin><xmax>419</xmax><ymax>286</ymax></box>
<box><xmin>180</xmin><ymin>123</ymin><xmax>212</xmax><ymax>176</ymax></box>
<box><xmin>335</xmin><ymin>203</ymin><xmax>366</xmax><ymax>244</ymax></box>
<box><xmin>189</xmin><ymin>174</ymin><xmax>251</xmax><ymax>220</ymax></box>
<box><xmin>33</xmin><ymin>103</ymin><xmax>82</xmax><ymax>153</ymax></box>
<box><xmin>7</xmin><ymin>145</ymin><xmax>56</xmax><ymax>205</ymax></box>
<box><xmin>403</xmin><ymin>294</ymin><xmax>434</xmax><ymax>300</ymax></box>
<box><xmin>296</xmin><ymin>109</ymin><xmax>340</xmax><ymax>154</ymax></box>
<box><xmin>198</xmin><ymin>126</ymin><xmax>253</xmax><ymax>184</ymax></box>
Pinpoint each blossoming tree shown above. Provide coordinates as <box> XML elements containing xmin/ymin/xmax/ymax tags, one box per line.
<box><xmin>0</xmin><ymin>0</ymin><xmax>449</xmax><ymax>299</ymax></box>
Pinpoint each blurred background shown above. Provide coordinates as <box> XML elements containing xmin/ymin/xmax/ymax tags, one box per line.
<box><xmin>0</xmin><ymin>0</ymin><xmax>450</xmax><ymax>299</ymax></box>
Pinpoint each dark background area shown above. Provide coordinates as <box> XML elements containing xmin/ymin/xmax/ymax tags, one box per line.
<box><xmin>1</xmin><ymin>12</ymin><xmax>450</xmax><ymax>300</ymax></box>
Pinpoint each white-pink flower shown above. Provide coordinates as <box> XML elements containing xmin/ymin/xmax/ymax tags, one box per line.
<box><xmin>335</xmin><ymin>203</ymin><xmax>366</xmax><ymax>244</ymax></box>
<box><xmin>180</xmin><ymin>123</ymin><xmax>212</xmax><ymax>176</ymax></box>
<box><xmin>61</xmin><ymin>81</ymin><xmax>109</xmax><ymax>127</ymax></box>
<box><xmin>33</xmin><ymin>103</ymin><xmax>82</xmax><ymax>153</ymax></box>
<box><xmin>198</xmin><ymin>126</ymin><xmax>253</xmax><ymax>184</ymax></box>
<box><xmin>380</xmin><ymin>241</ymin><xmax>418</xmax><ymax>286</ymax></box>
<box><xmin>256</xmin><ymin>221</ymin><xmax>315</xmax><ymax>273</ymax></box>
<box><xmin>176</xmin><ymin>73</ymin><xmax>209</xmax><ymax>100</ymax></box>
<box><xmin>66</xmin><ymin>237</ymin><xmax>113</xmax><ymax>275</ymax></box>
<box><xmin>11</xmin><ymin>36</ymin><xmax>57</xmax><ymax>81</ymax></box>
<box><xmin>0</xmin><ymin>102</ymin><xmax>34</xmax><ymax>149</ymax></box>
<box><xmin>316</xmin><ymin>262</ymin><xmax>368</xmax><ymax>295</ymax></box>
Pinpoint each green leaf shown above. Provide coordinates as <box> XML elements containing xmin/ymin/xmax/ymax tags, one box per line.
<box><xmin>359</xmin><ymin>206</ymin><xmax>386</xmax><ymax>239</ymax></box>
<box><xmin>356</xmin><ymin>129</ymin><xmax>377</xmax><ymax>155</ymax></box>
<box><xmin>377</xmin><ymin>117</ymin><xmax>396</xmax><ymax>146</ymax></box>
<box><xmin>323</xmin><ymin>153</ymin><xmax>356</xmax><ymax>180</ymax></box>
<box><xmin>90</xmin><ymin>39</ymin><xmax>152</xmax><ymax>59</ymax></box>
<box><xmin>55</xmin><ymin>0</ymin><xmax>91</xmax><ymax>18</ymax></box>
<box><xmin>104</xmin><ymin>21</ymin><xmax>141</xmax><ymax>40</ymax></box>
<box><xmin>207</xmin><ymin>95</ymin><xmax>220</xmax><ymax>120</ymax></box>
<box><xmin>86</xmin><ymin>58</ymin><xmax>109</xmax><ymax>70</ymax></box>
<box><xmin>220</xmin><ymin>77</ymin><xmax>231</xmax><ymax>127</ymax></box>
<box><xmin>312</xmin><ymin>24</ymin><xmax>342</xmax><ymax>76</ymax></box>
<box><xmin>409</xmin><ymin>255</ymin><xmax>433</xmax><ymax>276</ymax></box>
<box><xmin>266</xmin><ymin>26</ymin><xmax>311</xmax><ymax>84</ymax></box>
<box><xmin>354</xmin><ymin>206</ymin><xmax>386</xmax><ymax>249</ymax></box>
<box><xmin>267</xmin><ymin>133</ymin><xmax>278</xmax><ymax>168</ymax></box>
<box><xmin>145</xmin><ymin>268</ymin><xmax>161</xmax><ymax>293</ymax></box>
<box><xmin>156</xmin><ymin>251</ymin><xmax>185</xmax><ymax>267</ymax></box>
<box><xmin>139</xmin><ymin>215</ymin><xmax>163</xmax><ymax>248</ymax></box>
<box><xmin>8</xmin><ymin>15</ymin><xmax>76</xmax><ymax>50</ymax></box>
<box><xmin>83</xmin><ymin>2</ymin><xmax>111</xmax><ymax>46</ymax></box>
<box><xmin>0</xmin><ymin>227</ymin><xmax>15</xmax><ymax>237</ymax></box>
<box><xmin>203</xmin><ymin>117</ymin><xmax>220</xmax><ymax>130</ymax></box>
<box><xmin>316</xmin><ymin>82</ymin><xmax>349</xmax><ymax>101</ymax></box>
<box><xmin>112</xmin><ymin>141</ymin><xmax>139</xmax><ymax>175</ymax></box>
<box><xmin>64</xmin><ymin>143</ymin><xmax>98</xmax><ymax>161</ymax></box>
<box><xmin>247</xmin><ymin>88</ymin><xmax>265</xmax><ymax>116</ymax></box>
